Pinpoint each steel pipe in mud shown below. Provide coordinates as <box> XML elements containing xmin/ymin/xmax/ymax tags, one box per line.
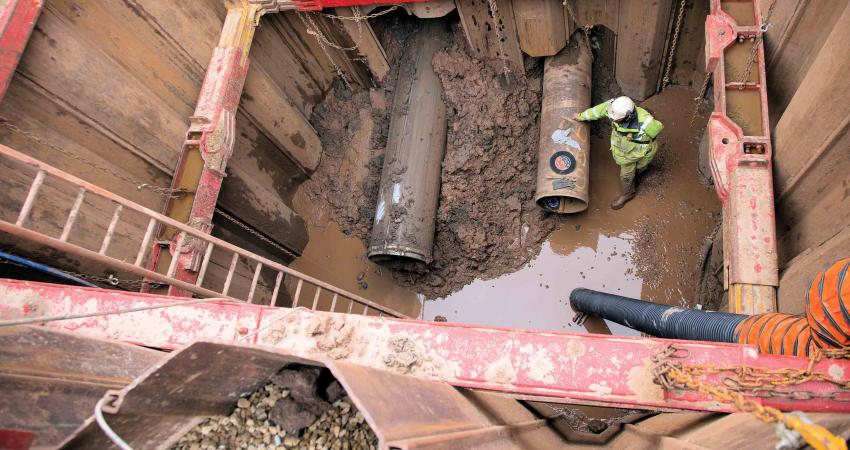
<box><xmin>535</xmin><ymin>34</ymin><xmax>592</xmax><ymax>214</ymax></box>
<box><xmin>368</xmin><ymin>20</ymin><xmax>449</xmax><ymax>268</ymax></box>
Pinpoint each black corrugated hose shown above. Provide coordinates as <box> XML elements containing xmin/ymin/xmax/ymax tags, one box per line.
<box><xmin>569</xmin><ymin>288</ymin><xmax>748</xmax><ymax>342</ymax></box>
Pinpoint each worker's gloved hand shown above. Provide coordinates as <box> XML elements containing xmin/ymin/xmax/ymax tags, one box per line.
<box><xmin>573</xmin><ymin>113</ymin><xmax>584</xmax><ymax>122</ymax></box>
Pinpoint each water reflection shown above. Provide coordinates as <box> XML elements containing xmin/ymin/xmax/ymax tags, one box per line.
<box><xmin>424</xmin><ymin>234</ymin><xmax>641</xmax><ymax>335</ymax></box>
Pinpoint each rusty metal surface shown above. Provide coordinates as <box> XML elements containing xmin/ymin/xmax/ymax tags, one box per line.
<box><xmin>7</xmin><ymin>279</ymin><xmax>850</xmax><ymax>414</ymax></box>
<box><xmin>705</xmin><ymin>0</ymin><xmax>778</xmax><ymax>313</ymax></box>
<box><xmin>368</xmin><ymin>20</ymin><xmax>449</xmax><ymax>267</ymax></box>
<box><xmin>60</xmin><ymin>341</ymin><xmax>563</xmax><ymax>449</ymax></box>
<box><xmin>0</xmin><ymin>326</ymin><xmax>163</xmax><ymax>448</ymax></box>
<box><xmin>535</xmin><ymin>34</ymin><xmax>592</xmax><ymax>214</ymax></box>
<box><xmin>0</xmin><ymin>0</ymin><xmax>43</xmax><ymax>102</ymax></box>
<box><xmin>250</xmin><ymin>0</ymin><xmax>430</xmax><ymax>13</ymax></box>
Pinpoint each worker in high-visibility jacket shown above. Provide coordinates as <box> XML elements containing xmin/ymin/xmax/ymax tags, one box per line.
<box><xmin>576</xmin><ymin>96</ymin><xmax>664</xmax><ymax>209</ymax></box>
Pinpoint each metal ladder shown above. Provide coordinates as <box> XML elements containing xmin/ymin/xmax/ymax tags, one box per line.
<box><xmin>0</xmin><ymin>143</ymin><xmax>406</xmax><ymax>318</ymax></box>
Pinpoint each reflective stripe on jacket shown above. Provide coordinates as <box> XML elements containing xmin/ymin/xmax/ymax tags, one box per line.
<box><xmin>577</xmin><ymin>100</ymin><xmax>664</xmax><ymax>143</ymax></box>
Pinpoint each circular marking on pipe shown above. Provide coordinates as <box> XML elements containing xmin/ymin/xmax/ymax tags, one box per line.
<box><xmin>550</xmin><ymin>151</ymin><xmax>577</xmax><ymax>175</ymax></box>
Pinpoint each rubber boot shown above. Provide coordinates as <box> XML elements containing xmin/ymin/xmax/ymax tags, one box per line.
<box><xmin>611</xmin><ymin>174</ymin><xmax>636</xmax><ymax>210</ymax></box>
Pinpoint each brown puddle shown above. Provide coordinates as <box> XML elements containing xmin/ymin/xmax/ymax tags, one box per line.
<box><xmin>293</xmin><ymin>85</ymin><xmax>719</xmax><ymax>335</ymax></box>
<box><xmin>720</xmin><ymin>1</ymin><xmax>756</xmax><ymax>26</ymax></box>
<box><xmin>723</xmin><ymin>42</ymin><xmax>760</xmax><ymax>85</ymax></box>
<box><xmin>289</xmin><ymin>223</ymin><xmax>422</xmax><ymax>318</ymax></box>
<box><xmin>422</xmin><ymin>235</ymin><xmax>641</xmax><ymax>335</ymax></box>
<box><xmin>423</xmin><ymin>88</ymin><xmax>720</xmax><ymax>332</ymax></box>
<box><xmin>726</xmin><ymin>89</ymin><xmax>763</xmax><ymax>136</ymax></box>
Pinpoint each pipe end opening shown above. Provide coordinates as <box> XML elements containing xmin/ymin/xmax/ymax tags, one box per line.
<box><xmin>367</xmin><ymin>250</ymin><xmax>430</xmax><ymax>272</ymax></box>
<box><xmin>537</xmin><ymin>196</ymin><xmax>588</xmax><ymax>214</ymax></box>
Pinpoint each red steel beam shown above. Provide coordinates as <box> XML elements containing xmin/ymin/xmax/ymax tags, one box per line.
<box><xmin>0</xmin><ymin>0</ymin><xmax>43</xmax><ymax>102</ymax></box>
<box><xmin>148</xmin><ymin>3</ymin><xmax>261</xmax><ymax>296</ymax></box>
<box><xmin>705</xmin><ymin>0</ymin><xmax>778</xmax><ymax>314</ymax></box>
<box><xmin>3</xmin><ymin>279</ymin><xmax>849</xmax><ymax>414</ymax></box>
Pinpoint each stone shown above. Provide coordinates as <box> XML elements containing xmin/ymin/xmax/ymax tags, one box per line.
<box><xmin>270</xmin><ymin>397</ymin><xmax>318</xmax><ymax>434</ymax></box>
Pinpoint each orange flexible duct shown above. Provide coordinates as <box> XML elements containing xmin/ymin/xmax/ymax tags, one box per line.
<box><xmin>736</xmin><ymin>258</ymin><xmax>850</xmax><ymax>356</ymax></box>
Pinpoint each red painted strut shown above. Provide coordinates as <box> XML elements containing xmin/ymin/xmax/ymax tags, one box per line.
<box><xmin>0</xmin><ymin>0</ymin><xmax>43</xmax><ymax>102</ymax></box>
<box><xmin>2</xmin><ymin>279</ymin><xmax>849</xmax><ymax>414</ymax></box>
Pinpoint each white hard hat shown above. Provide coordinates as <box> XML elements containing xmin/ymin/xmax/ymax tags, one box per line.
<box><xmin>609</xmin><ymin>96</ymin><xmax>635</xmax><ymax>121</ymax></box>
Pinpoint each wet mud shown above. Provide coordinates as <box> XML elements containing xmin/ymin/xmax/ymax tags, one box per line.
<box><xmin>392</xmin><ymin>25</ymin><xmax>556</xmax><ymax>296</ymax></box>
<box><xmin>294</xmin><ymin>16</ymin><xmax>720</xmax><ymax>333</ymax></box>
<box><xmin>297</xmin><ymin>19</ymin><xmax>558</xmax><ymax>300</ymax></box>
<box><xmin>425</xmin><ymin>87</ymin><xmax>721</xmax><ymax>329</ymax></box>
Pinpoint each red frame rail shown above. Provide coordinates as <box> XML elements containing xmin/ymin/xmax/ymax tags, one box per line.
<box><xmin>149</xmin><ymin>1</ymin><xmax>431</xmax><ymax>296</ymax></box>
<box><xmin>705</xmin><ymin>0</ymin><xmax>778</xmax><ymax>314</ymax></box>
<box><xmin>3</xmin><ymin>279</ymin><xmax>849</xmax><ymax>414</ymax></box>
<box><xmin>0</xmin><ymin>0</ymin><xmax>43</xmax><ymax>102</ymax></box>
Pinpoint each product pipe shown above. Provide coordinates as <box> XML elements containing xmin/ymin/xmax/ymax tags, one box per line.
<box><xmin>368</xmin><ymin>20</ymin><xmax>449</xmax><ymax>268</ymax></box>
<box><xmin>535</xmin><ymin>33</ymin><xmax>592</xmax><ymax>214</ymax></box>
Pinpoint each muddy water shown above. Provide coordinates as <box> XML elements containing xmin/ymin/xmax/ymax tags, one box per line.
<box><xmin>724</xmin><ymin>42</ymin><xmax>760</xmax><ymax>85</ymax></box>
<box><xmin>721</xmin><ymin>1</ymin><xmax>756</xmax><ymax>26</ymax></box>
<box><xmin>424</xmin><ymin>88</ymin><xmax>720</xmax><ymax>331</ymax></box>
<box><xmin>726</xmin><ymin>89</ymin><xmax>764</xmax><ymax>136</ymax></box>
<box><xmin>289</xmin><ymin>223</ymin><xmax>422</xmax><ymax>318</ymax></box>
<box><xmin>423</xmin><ymin>236</ymin><xmax>640</xmax><ymax>335</ymax></box>
<box><xmin>294</xmin><ymin>87</ymin><xmax>719</xmax><ymax>334</ymax></box>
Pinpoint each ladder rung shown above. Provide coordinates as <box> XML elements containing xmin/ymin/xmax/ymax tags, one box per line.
<box><xmin>60</xmin><ymin>188</ymin><xmax>86</xmax><ymax>242</ymax></box>
<box><xmin>247</xmin><ymin>262</ymin><xmax>263</xmax><ymax>303</ymax></box>
<box><xmin>221</xmin><ymin>253</ymin><xmax>239</xmax><ymax>296</ymax></box>
<box><xmin>292</xmin><ymin>279</ymin><xmax>303</xmax><ymax>308</ymax></box>
<box><xmin>16</xmin><ymin>170</ymin><xmax>46</xmax><ymax>227</ymax></box>
<box><xmin>99</xmin><ymin>205</ymin><xmax>123</xmax><ymax>255</ymax></box>
<box><xmin>311</xmin><ymin>286</ymin><xmax>322</xmax><ymax>310</ymax></box>
<box><xmin>134</xmin><ymin>218</ymin><xmax>157</xmax><ymax>267</ymax></box>
<box><xmin>270</xmin><ymin>272</ymin><xmax>283</xmax><ymax>307</ymax></box>
<box><xmin>195</xmin><ymin>242</ymin><xmax>215</xmax><ymax>287</ymax></box>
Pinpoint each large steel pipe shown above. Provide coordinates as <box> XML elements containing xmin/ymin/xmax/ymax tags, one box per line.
<box><xmin>368</xmin><ymin>20</ymin><xmax>449</xmax><ymax>268</ymax></box>
<box><xmin>535</xmin><ymin>35</ymin><xmax>592</xmax><ymax>213</ymax></box>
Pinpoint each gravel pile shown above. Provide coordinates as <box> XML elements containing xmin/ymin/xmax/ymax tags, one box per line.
<box><xmin>172</xmin><ymin>366</ymin><xmax>378</xmax><ymax>450</ymax></box>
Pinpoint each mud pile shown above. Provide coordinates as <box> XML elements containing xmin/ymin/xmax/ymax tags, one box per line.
<box><xmin>296</xmin><ymin>17</ymin><xmax>420</xmax><ymax>239</ymax></box>
<box><xmin>300</xmin><ymin>19</ymin><xmax>557</xmax><ymax>298</ymax></box>
<box><xmin>394</xmin><ymin>27</ymin><xmax>555</xmax><ymax>296</ymax></box>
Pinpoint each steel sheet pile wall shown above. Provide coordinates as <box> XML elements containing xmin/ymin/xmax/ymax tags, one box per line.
<box><xmin>758</xmin><ymin>1</ymin><xmax>850</xmax><ymax>314</ymax></box>
<box><xmin>0</xmin><ymin>1</ymin><xmax>372</xmax><ymax>295</ymax></box>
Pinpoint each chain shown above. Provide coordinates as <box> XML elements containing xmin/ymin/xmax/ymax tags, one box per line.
<box><xmin>213</xmin><ymin>207</ymin><xmax>298</xmax><ymax>259</ymax></box>
<box><xmin>0</xmin><ymin>256</ymin><xmax>164</xmax><ymax>289</ymax></box>
<box><xmin>0</xmin><ymin>117</ymin><xmax>187</xmax><ymax>199</ymax></box>
<box><xmin>562</xmin><ymin>0</ymin><xmax>593</xmax><ymax>60</ymax></box>
<box><xmin>298</xmin><ymin>11</ymin><xmax>359</xmax><ymax>52</ymax></box>
<box><xmin>652</xmin><ymin>345</ymin><xmax>848</xmax><ymax>450</ymax></box>
<box><xmin>297</xmin><ymin>11</ymin><xmax>353</xmax><ymax>90</ymax></box>
<box><xmin>662</xmin><ymin>0</ymin><xmax>688</xmax><ymax>89</ymax></box>
<box><xmin>486</xmin><ymin>0</ymin><xmax>511</xmax><ymax>82</ymax></box>
<box><xmin>689</xmin><ymin>72</ymin><xmax>713</xmax><ymax>129</ymax></box>
<box><xmin>64</xmin><ymin>271</ymin><xmax>165</xmax><ymax>289</ymax></box>
<box><xmin>738</xmin><ymin>0</ymin><xmax>777</xmax><ymax>88</ymax></box>
<box><xmin>318</xmin><ymin>4</ymin><xmax>400</xmax><ymax>21</ymax></box>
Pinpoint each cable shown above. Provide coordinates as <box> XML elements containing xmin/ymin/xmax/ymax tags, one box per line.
<box><xmin>95</xmin><ymin>396</ymin><xmax>133</xmax><ymax>450</ymax></box>
<box><xmin>0</xmin><ymin>297</ymin><xmax>230</xmax><ymax>327</ymax></box>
